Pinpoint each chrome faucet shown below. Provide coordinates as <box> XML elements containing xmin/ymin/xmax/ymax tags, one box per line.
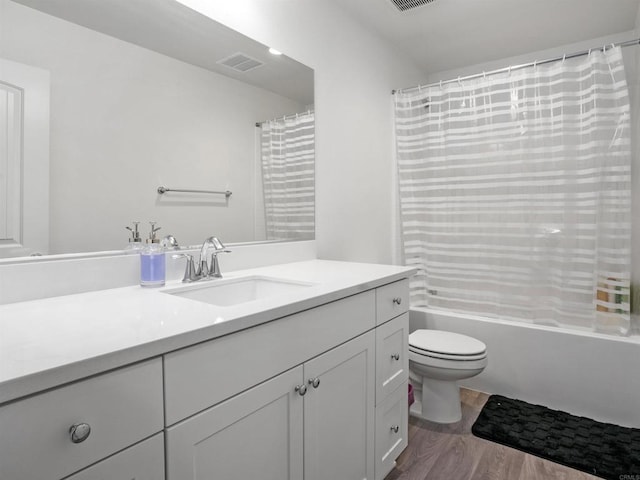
<box><xmin>174</xmin><ymin>236</ymin><xmax>230</xmax><ymax>283</ymax></box>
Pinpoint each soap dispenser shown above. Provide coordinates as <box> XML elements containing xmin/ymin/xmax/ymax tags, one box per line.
<box><xmin>140</xmin><ymin>222</ymin><xmax>166</xmax><ymax>287</ymax></box>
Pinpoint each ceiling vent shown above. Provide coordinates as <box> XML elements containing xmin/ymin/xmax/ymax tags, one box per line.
<box><xmin>389</xmin><ymin>0</ymin><xmax>436</xmax><ymax>12</ymax></box>
<box><xmin>217</xmin><ymin>53</ymin><xmax>264</xmax><ymax>73</ymax></box>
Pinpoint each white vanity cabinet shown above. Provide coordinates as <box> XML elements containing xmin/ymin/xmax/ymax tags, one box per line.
<box><xmin>0</xmin><ymin>262</ymin><xmax>413</xmax><ymax>480</ymax></box>
<box><xmin>164</xmin><ymin>279</ymin><xmax>409</xmax><ymax>480</ymax></box>
<box><xmin>166</xmin><ymin>331</ymin><xmax>375</xmax><ymax>480</ymax></box>
<box><xmin>0</xmin><ymin>359</ymin><xmax>164</xmax><ymax>480</ymax></box>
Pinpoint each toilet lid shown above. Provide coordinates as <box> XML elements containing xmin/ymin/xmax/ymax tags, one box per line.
<box><xmin>409</xmin><ymin>330</ymin><xmax>486</xmax><ymax>356</ymax></box>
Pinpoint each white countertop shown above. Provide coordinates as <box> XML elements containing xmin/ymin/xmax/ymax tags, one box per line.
<box><xmin>0</xmin><ymin>260</ymin><xmax>415</xmax><ymax>405</ymax></box>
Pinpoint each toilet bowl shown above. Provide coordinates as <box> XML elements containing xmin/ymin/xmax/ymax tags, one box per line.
<box><xmin>408</xmin><ymin>329</ymin><xmax>487</xmax><ymax>424</ymax></box>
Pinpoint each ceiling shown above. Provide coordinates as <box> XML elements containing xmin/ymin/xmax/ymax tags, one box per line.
<box><xmin>328</xmin><ymin>0</ymin><xmax>640</xmax><ymax>75</ymax></box>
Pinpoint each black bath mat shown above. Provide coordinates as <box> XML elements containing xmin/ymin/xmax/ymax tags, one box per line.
<box><xmin>471</xmin><ymin>395</ymin><xmax>640</xmax><ymax>479</ymax></box>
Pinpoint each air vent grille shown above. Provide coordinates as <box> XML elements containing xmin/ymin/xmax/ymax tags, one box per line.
<box><xmin>217</xmin><ymin>53</ymin><xmax>264</xmax><ymax>73</ymax></box>
<box><xmin>390</xmin><ymin>0</ymin><xmax>436</xmax><ymax>11</ymax></box>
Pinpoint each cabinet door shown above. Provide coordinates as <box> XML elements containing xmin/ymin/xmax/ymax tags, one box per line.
<box><xmin>304</xmin><ymin>331</ymin><xmax>375</xmax><ymax>480</ymax></box>
<box><xmin>166</xmin><ymin>366</ymin><xmax>304</xmax><ymax>480</ymax></box>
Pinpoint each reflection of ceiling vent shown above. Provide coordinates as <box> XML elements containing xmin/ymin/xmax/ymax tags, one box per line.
<box><xmin>217</xmin><ymin>52</ymin><xmax>264</xmax><ymax>72</ymax></box>
<box><xmin>389</xmin><ymin>0</ymin><xmax>436</xmax><ymax>11</ymax></box>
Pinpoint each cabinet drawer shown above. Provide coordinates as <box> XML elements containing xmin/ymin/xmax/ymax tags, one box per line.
<box><xmin>0</xmin><ymin>359</ymin><xmax>164</xmax><ymax>480</ymax></box>
<box><xmin>375</xmin><ymin>383</ymin><xmax>408</xmax><ymax>480</ymax></box>
<box><xmin>376</xmin><ymin>279</ymin><xmax>409</xmax><ymax>325</ymax></box>
<box><xmin>164</xmin><ymin>291</ymin><xmax>376</xmax><ymax>425</ymax></box>
<box><xmin>375</xmin><ymin>313</ymin><xmax>409</xmax><ymax>404</ymax></box>
<box><xmin>66</xmin><ymin>433</ymin><xmax>164</xmax><ymax>480</ymax></box>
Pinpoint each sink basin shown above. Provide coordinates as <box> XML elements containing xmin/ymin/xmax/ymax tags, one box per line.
<box><xmin>163</xmin><ymin>275</ymin><xmax>314</xmax><ymax>307</ymax></box>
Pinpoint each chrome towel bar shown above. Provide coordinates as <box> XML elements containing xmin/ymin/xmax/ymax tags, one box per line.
<box><xmin>157</xmin><ymin>186</ymin><xmax>232</xmax><ymax>198</ymax></box>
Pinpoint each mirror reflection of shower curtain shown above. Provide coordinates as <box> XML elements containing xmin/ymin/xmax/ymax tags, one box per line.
<box><xmin>260</xmin><ymin>111</ymin><xmax>315</xmax><ymax>241</ymax></box>
<box><xmin>394</xmin><ymin>46</ymin><xmax>632</xmax><ymax>336</ymax></box>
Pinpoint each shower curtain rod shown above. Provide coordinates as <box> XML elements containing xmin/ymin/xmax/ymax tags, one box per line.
<box><xmin>255</xmin><ymin>108</ymin><xmax>314</xmax><ymax>127</ymax></box>
<box><xmin>392</xmin><ymin>37</ymin><xmax>640</xmax><ymax>95</ymax></box>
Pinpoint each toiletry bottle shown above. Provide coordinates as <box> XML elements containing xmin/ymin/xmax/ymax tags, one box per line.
<box><xmin>125</xmin><ymin>221</ymin><xmax>143</xmax><ymax>253</ymax></box>
<box><xmin>140</xmin><ymin>222</ymin><xmax>166</xmax><ymax>287</ymax></box>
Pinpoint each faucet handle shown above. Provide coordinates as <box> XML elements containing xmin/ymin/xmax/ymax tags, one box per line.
<box><xmin>173</xmin><ymin>254</ymin><xmax>198</xmax><ymax>282</ymax></box>
<box><xmin>208</xmin><ymin>249</ymin><xmax>230</xmax><ymax>278</ymax></box>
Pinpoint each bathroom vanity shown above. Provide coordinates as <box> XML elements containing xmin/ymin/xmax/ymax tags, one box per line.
<box><xmin>0</xmin><ymin>260</ymin><xmax>413</xmax><ymax>480</ymax></box>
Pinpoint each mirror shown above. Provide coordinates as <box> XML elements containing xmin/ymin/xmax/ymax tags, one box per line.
<box><xmin>0</xmin><ymin>0</ymin><xmax>314</xmax><ymax>258</ymax></box>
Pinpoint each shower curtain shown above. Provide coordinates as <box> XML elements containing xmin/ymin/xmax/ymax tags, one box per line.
<box><xmin>260</xmin><ymin>111</ymin><xmax>315</xmax><ymax>241</ymax></box>
<box><xmin>394</xmin><ymin>47</ymin><xmax>632</xmax><ymax>335</ymax></box>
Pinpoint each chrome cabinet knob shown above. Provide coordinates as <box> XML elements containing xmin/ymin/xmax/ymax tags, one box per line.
<box><xmin>69</xmin><ymin>423</ymin><xmax>91</xmax><ymax>443</ymax></box>
<box><xmin>308</xmin><ymin>377</ymin><xmax>320</xmax><ymax>388</ymax></box>
<box><xmin>391</xmin><ymin>353</ymin><xmax>400</xmax><ymax>361</ymax></box>
<box><xmin>295</xmin><ymin>384</ymin><xmax>307</xmax><ymax>396</ymax></box>
<box><xmin>390</xmin><ymin>425</ymin><xmax>400</xmax><ymax>434</ymax></box>
<box><xmin>392</xmin><ymin>297</ymin><xmax>402</xmax><ymax>305</ymax></box>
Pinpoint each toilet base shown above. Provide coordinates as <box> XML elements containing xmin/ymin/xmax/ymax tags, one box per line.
<box><xmin>410</xmin><ymin>377</ymin><xmax>462</xmax><ymax>424</ymax></box>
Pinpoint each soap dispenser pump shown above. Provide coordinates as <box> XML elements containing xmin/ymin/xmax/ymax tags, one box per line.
<box><xmin>125</xmin><ymin>221</ymin><xmax>143</xmax><ymax>252</ymax></box>
<box><xmin>140</xmin><ymin>222</ymin><xmax>166</xmax><ymax>287</ymax></box>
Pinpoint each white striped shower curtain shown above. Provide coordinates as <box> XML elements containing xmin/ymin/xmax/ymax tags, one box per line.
<box><xmin>394</xmin><ymin>47</ymin><xmax>632</xmax><ymax>335</ymax></box>
<box><xmin>260</xmin><ymin>111</ymin><xmax>315</xmax><ymax>241</ymax></box>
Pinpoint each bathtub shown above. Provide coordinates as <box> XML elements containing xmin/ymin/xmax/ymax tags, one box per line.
<box><xmin>410</xmin><ymin>307</ymin><xmax>640</xmax><ymax>428</ymax></box>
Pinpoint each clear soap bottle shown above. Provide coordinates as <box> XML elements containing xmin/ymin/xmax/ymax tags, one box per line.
<box><xmin>140</xmin><ymin>222</ymin><xmax>165</xmax><ymax>287</ymax></box>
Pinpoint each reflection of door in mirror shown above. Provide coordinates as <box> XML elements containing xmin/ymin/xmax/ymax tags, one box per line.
<box><xmin>0</xmin><ymin>59</ymin><xmax>50</xmax><ymax>258</ymax></box>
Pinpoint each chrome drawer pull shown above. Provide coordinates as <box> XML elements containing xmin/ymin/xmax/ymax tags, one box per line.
<box><xmin>295</xmin><ymin>384</ymin><xmax>308</xmax><ymax>396</ymax></box>
<box><xmin>308</xmin><ymin>377</ymin><xmax>321</xmax><ymax>388</ymax></box>
<box><xmin>390</xmin><ymin>425</ymin><xmax>400</xmax><ymax>434</ymax></box>
<box><xmin>69</xmin><ymin>423</ymin><xmax>91</xmax><ymax>443</ymax></box>
<box><xmin>391</xmin><ymin>353</ymin><xmax>400</xmax><ymax>361</ymax></box>
<box><xmin>392</xmin><ymin>297</ymin><xmax>402</xmax><ymax>305</ymax></box>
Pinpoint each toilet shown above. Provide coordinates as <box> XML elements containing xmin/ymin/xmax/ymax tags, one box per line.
<box><xmin>408</xmin><ymin>330</ymin><xmax>487</xmax><ymax>423</ymax></box>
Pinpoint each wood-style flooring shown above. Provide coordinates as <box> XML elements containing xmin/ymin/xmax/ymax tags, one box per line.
<box><xmin>386</xmin><ymin>388</ymin><xmax>599</xmax><ymax>480</ymax></box>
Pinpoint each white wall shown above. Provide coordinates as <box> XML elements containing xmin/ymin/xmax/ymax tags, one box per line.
<box><xmin>0</xmin><ymin>0</ymin><xmax>305</xmax><ymax>254</ymax></box>
<box><xmin>176</xmin><ymin>0</ymin><xmax>425</xmax><ymax>265</ymax></box>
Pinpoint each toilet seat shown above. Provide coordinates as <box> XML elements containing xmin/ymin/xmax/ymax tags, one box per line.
<box><xmin>409</xmin><ymin>330</ymin><xmax>487</xmax><ymax>361</ymax></box>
